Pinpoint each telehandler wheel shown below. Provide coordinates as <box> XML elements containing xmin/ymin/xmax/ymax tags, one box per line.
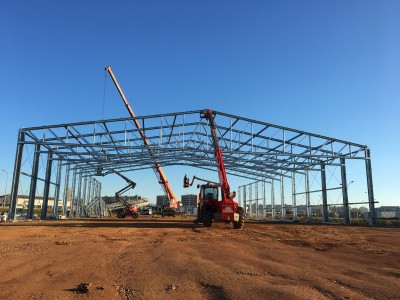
<box><xmin>132</xmin><ymin>213</ymin><xmax>139</xmax><ymax>219</ymax></box>
<box><xmin>117</xmin><ymin>212</ymin><xmax>125</xmax><ymax>218</ymax></box>
<box><xmin>233</xmin><ymin>207</ymin><xmax>244</xmax><ymax>229</ymax></box>
<box><xmin>202</xmin><ymin>212</ymin><xmax>213</xmax><ymax>227</ymax></box>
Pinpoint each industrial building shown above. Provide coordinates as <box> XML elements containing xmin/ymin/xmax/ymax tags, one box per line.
<box><xmin>5</xmin><ymin>109</ymin><xmax>377</xmax><ymax>225</ymax></box>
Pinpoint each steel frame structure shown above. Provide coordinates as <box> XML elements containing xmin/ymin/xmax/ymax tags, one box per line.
<box><xmin>7</xmin><ymin>109</ymin><xmax>376</xmax><ymax>224</ymax></box>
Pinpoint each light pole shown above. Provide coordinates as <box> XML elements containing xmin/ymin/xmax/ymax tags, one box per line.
<box><xmin>348</xmin><ymin>180</ymin><xmax>354</xmax><ymax>188</ymax></box>
<box><xmin>1</xmin><ymin>169</ymin><xmax>8</xmax><ymax>208</ymax></box>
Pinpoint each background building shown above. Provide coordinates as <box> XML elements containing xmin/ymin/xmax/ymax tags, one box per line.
<box><xmin>181</xmin><ymin>194</ymin><xmax>198</xmax><ymax>215</ymax></box>
<box><xmin>376</xmin><ymin>206</ymin><xmax>400</xmax><ymax>219</ymax></box>
<box><xmin>156</xmin><ymin>195</ymin><xmax>170</xmax><ymax>207</ymax></box>
<box><xmin>0</xmin><ymin>194</ymin><xmax>69</xmax><ymax>210</ymax></box>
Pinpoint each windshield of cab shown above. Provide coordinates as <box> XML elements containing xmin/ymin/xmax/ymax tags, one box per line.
<box><xmin>203</xmin><ymin>187</ymin><xmax>218</xmax><ymax>200</ymax></box>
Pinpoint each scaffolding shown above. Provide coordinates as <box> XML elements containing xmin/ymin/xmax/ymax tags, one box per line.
<box><xmin>7</xmin><ymin>109</ymin><xmax>376</xmax><ymax>224</ymax></box>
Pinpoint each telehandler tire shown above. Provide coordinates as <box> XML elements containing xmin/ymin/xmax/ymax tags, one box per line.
<box><xmin>202</xmin><ymin>212</ymin><xmax>213</xmax><ymax>227</ymax></box>
<box><xmin>233</xmin><ymin>207</ymin><xmax>244</xmax><ymax>229</ymax></box>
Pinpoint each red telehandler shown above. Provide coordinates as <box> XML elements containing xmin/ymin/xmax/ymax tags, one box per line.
<box><xmin>183</xmin><ymin>109</ymin><xmax>244</xmax><ymax>229</ymax></box>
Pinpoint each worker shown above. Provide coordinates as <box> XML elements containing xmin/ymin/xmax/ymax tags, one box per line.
<box><xmin>108</xmin><ymin>208</ymin><xmax>112</xmax><ymax>217</ymax></box>
<box><xmin>183</xmin><ymin>174</ymin><xmax>190</xmax><ymax>187</ymax></box>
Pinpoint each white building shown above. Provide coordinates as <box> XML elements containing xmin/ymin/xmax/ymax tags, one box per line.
<box><xmin>0</xmin><ymin>194</ymin><xmax>71</xmax><ymax>209</ymax></box>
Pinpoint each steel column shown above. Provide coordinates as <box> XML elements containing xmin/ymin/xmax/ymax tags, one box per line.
<box><xmin>53</xmin><ymin>160</ymin><xmax>62</xmax><ymax>218</ymax></box>
<box><xmin>8</xmin><ymin>131</ymin><xmax>25</xmax><ymax>220</ymax></box>
<box><xmin>340</xmin><ymin>157</ymin><xmax>350</xmax><ymax>224</ymax></box>
<box><xmin>69</xmin><ymin>168</ymin><xmax>77</xmax><ymax>218</ymax></box>
<box><xmin>249</xmin><ymin>185</ymin><xmax>253</xmax><ymax>219</ymax></box>
<box><xmin>243</xmin><ymin>186</ymin><xmax>247</xmax><ymax>218</ymax></box>
<box><xmin>280</xmin><ymin>175</ymin><xmax>285</xmax><ymax>220</ymax></box>
<box><xmin>262</xmin><ymin>181</ymin><xmax>266</xmax><ymax>220</ymax></box>
<box><xmin>62</xmin><ymin>165</ymin><xmax>70</xmax><ymax>217</ymax></box>
<box><xmin>27</xmin><ymin>144</ymin><xmax>41</xmax><ymax>219</ymax></box>
<box><xmin>87</xmin><ymin>177</ymin><xmax>93</xmax><ymax>215</ymax></box>
<box><xmin>292</xmin><ymin>171</ymin><xmax>297</xmax><ymax>221</ymax></box>
<box><xmin>41</xmin><ymin>153</ymin><xmax>53</xmax><ymax>220</ymax></box>
<box><xmin>320</xmin><ymin>163</ymin><xmax>329</xmax><ymax>223</ymax></box>
<box><xmin>76</xmin><ymin>173</ymin><xmax>83</xmax><ymax>217</ymax></box>
<box><xmin>238</xmin><ymin>186</ymin><xmax>241</xmax><ymax>208</ymax></box>
<box><xmin>88</xmin><ymin>177</ymin><xmax>93</xmax><ymax>203</ymax></box>
<box><xmin>98</xmin><ymin>182</ymin><xmax>103</xmax><ymax>216</ymax></box>
<box><xmin>81</xmin><ymin>175</ymin><xmax>88</xmax><ymax>217</ymax></box>
<box><xmin>365</xmin><ymin>149</ymin><xmax>376</xmax><ymax>225</ymax></box>
<box><xmin>255</xmin><ymin>182</ymin><xmax>259</xmax><ymax>220</ymax></box>
<box><xmin>305</xmin><ymin>170</ymin><xmax>311</xmax><ymax>223</ymax></box>
<box><xmin>271</xmin><ymin>180</ymin><xmax>275</xmax><ymax>220</ymax></box>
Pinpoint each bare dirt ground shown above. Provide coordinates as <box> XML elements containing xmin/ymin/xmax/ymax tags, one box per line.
<box><xmin>0</xmin><ymin>216</ymin><xmax>399</xmax><ymax>300</ymax></box>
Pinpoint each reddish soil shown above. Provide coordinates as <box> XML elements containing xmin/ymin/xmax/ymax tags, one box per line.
<box><xmin>0</xmin><ymin>216</ymin><xmax>399</xmax><ymax>300</ymax></box>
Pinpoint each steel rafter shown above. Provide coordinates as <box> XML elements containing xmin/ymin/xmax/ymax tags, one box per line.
<box><xmin>18</xmin><ymin>109</ymin><xmax>368</xmax><ymax>178</ymax></box>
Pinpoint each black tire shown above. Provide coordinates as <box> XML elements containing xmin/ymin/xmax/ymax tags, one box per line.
<box><xmin>132</xmin><ymin>213</ymin><xmax>139</xmax><ymax>219</ymax></box>
<box><xmin>202</xmin><ymin>212</ymin><xmax>213</xmax><ymax>227</ymax></box>
<box><xmin>233</xmin><ymin>207</ymin><xmax>244</xmax><ymax>229</ymax></box>
<box><xmin>117</xmin><ymin>212</ymin><xmax>125</xmax><ymax>218</ymax></box>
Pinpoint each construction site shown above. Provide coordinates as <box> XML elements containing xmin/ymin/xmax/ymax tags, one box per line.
<box><xmin>1</xmin><ymin>67</ymin><xmax>399</xmax><ymax>300</ymax></box>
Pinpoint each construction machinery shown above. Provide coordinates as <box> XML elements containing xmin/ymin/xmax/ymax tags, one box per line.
<box><xmin>105</xmin><ymin>66</ymin><xmax>180</xmax><ymax>216</ymax></box>
<box><xmin>97</xmin><ymin>167</ymin><xmax>140</xmax><ymax>218</ymax></box>
<box><xmin>183</xmin><ymin>109</ymin><xmax>244</xmax><ymax>229</ymax></box>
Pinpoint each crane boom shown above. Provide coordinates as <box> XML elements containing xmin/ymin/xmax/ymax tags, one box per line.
<box><xmin>105</xmin><ymin>66</ymin><xmax>177</xmax><ymax>206</ymax></box>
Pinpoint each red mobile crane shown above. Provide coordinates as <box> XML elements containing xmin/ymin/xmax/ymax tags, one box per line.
<box><xmin>183</xmin><ymin>109</ymin><xmax>244</xmax><ymax>229</ymax></box>
<box><xmin>105</xmin><ymin>66</ymin><xmax>180</xmax><ymax>215</ymax></box>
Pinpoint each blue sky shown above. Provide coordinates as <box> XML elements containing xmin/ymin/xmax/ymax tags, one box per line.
<box><xmin>1</xmin><ymin>0</ymin><xmax>399</xmax><ymax>207</ymax></box>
